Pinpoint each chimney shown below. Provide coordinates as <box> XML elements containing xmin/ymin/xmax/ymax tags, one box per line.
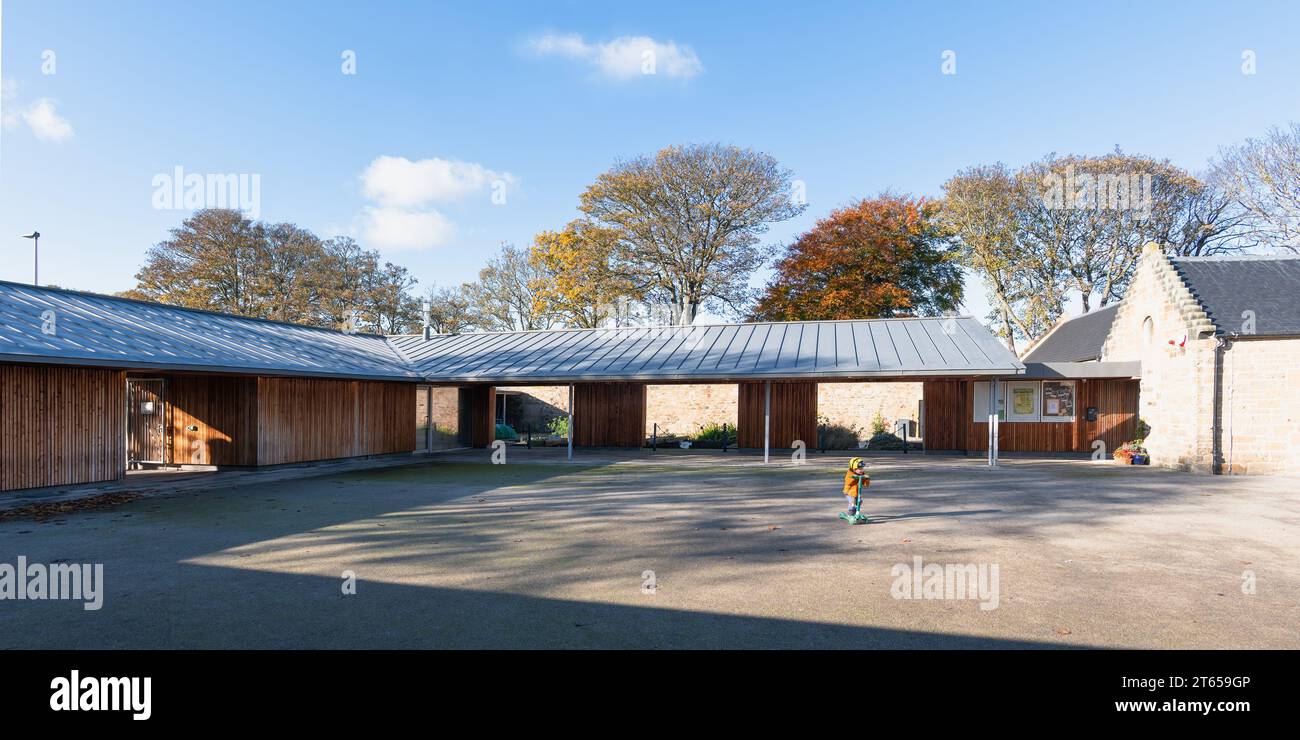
<box><xmin>421</xmin><ymin>298</ymin><xmax>433</xmax><ymax>340</ymax></box>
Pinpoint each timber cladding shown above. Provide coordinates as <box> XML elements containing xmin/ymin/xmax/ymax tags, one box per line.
<box><xmin>922</xmin><ymin>378</ymin><xmax>1138</xmax><ymax>453</ymax></box>
<box><xmin>737</xmin><ymin>381</ymin><xmax>818</xmax><ymax>449</ymax></box>
<box><xmin>168</xmin><ymin>375</ymin><xmax>258</xmax><ymax>466</ymax></box>
<box><xmin>1</xmin><ymin>365</ymin><xmax>126</xmax><ymax>492</ymax></box>
<box><xmin>256</xmin><ymin>377</ymin><xmax>416</xmax><ymax>466</ymax></box>
<box><xmin>573</xmin><ymin>383</ymin><xmax>646</xmax><ymax>447</ymax></box>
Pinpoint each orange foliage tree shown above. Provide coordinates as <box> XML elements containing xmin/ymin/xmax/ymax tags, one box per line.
<box><xmin>750</xmin><ymin>195</ymin><xmax>963</xmax><ymax>321</ymax></box>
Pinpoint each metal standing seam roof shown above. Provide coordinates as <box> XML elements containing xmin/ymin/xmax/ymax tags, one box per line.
<box><xmin>0</xmin><ymin>281</ymin><xmax>418</xmax><ymax>380</ymax></box>
<box><xmin>0</xmin><ymin>282</ymin><xmax>1024</xmax><ymax>381</ymax></box>
<box><xmin>386</xmin><ymin>317</ymin><xmax>1025</xmax><ymax>383</ymax></box>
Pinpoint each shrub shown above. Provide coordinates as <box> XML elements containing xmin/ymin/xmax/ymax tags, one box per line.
<box><xmin>547</xmin><ymin>416</ymin><xmax>568</xmax><ymax>437</ymax></box>
<box><xmin>869</xmin><ymin>412</ymin><xmax>889</xmax><ymax>437</ymax></box>
<box><xmin>494</xmin><ymin>423</ymin><xmax>518</xmax><ymax>441</ymax></box>
<box><xmin>694</xmin><ymin>422</ymin><xmax>732</xmax><ymax>444</ymax></box>
<box><xmin>819</xmin><ymin>423</ymin><xmax>862</xmax><ymax>450</ymax></box>
<box><xmin>865</xmin><ymin>431</ymin><xmax>906</xmax><ymax>450</ymax></box>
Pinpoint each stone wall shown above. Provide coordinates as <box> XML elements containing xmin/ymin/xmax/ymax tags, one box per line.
<box><xmin>1218</xmin><ymin>338</ymin><xmax>1300</xmax><ymax>475</ymax></box>
<box><xmin>818</xmin><ymin>381</ymin><xmax>923</xmax><ymax>437</ymax></box>
<box><xmin>1101</xmin><ymin>244</ymin><xmax>1220</xmax><ymax>473</ymax></box>
<box><xmin>495</xmin><ymin>381</ymin><xmax>923</xmax><ymax>444</ymax></box>
<box><xmin>645</xmin><ymin>384</ymin><xmax>737</xmax><ymax>437</ymax></box>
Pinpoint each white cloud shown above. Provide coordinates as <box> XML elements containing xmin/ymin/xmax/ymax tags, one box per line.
<box><xmin>361</xmin><ymin>155</ymin><xmax>514</xmax><ymax>208</ymax></box>
<box><xmin>528</xmin><ymin>32</ymin><xmax>703</xmax><ymax>80</ymax></box>
<box><xmin>355</xmin><ymin>155</ymin><xmax>514</xmax><ymax>250</ymax></box>
<box><xmin>22</xmin><ymin>99</ymin><xmax>74</xmax><ymax>142</ymax></box>
<box><xmin>0</xmin><ymin>79</ymin><xmax>74</xmax><ymax>142</ymax></box>
<box><xmin>359</xmin><ymin>206</ymin><xmax>455</xmax><ymax>251</ymax></box>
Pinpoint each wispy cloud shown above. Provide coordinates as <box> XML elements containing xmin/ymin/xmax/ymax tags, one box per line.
<box><xmin>1</xmin><ymin>78</ymin><xmax>75</xmax><ymax>142</ymax></box>
<box><xmin>527</xmin><ymin>32</ymin><xmax>703</xmax><ymax>80</ymax></box>
<box><xmin>357</xmin><ymin>155</ymin><xmax>515</xmax><ymax>250</ymax></box>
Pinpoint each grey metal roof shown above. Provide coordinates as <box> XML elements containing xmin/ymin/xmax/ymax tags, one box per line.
<box><xmin>0</xmin><ymin>281</ymin><xmax>418</xmax><ymax>380</ymax></box>
<box><xmin>0</xmin><ymin>282</ymin><xmax>1024</xmax><ymax>382</ymax></box>
<box><xmin>1171</xmin><ymin>255</ymin><xmax>1300</xmax><ymax>337</ymax></box>
<box><xmin>387</xmin><ymin>317</ymin><xmax>1024</xmax><ymax>383</ymax></box>
<box><xmin>1022</xmin><ymin>303</ymin><xmax>1120</xmax><ymax>363</ymax></box>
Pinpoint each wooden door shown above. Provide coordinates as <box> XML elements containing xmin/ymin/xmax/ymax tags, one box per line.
<box><xmin>127</xmin><ymin>378</ymin><xmax>167</xmax><ymax>465</ymax></box>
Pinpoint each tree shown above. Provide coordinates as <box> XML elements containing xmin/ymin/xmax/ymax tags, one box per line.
<box><xmin>422</xmin><ymin>284</ymin><xmax>477</xmax><ymax>334</ymax></box>
<box><xmin>941</xmin><ymin>165</ymin><xmax>1043</xmax><ymax>351</ymax></box>
<box><xmin>945</xmin><ymin>152</ymin><xmax>1249</xmax><ymax>348</ymax></box>
<box><xmin>132</xmin><ymin>209</ymin><xmax>267</xmax><ymax>316</ymax></box>
<box><xmin>529</xmin><ymin>220</ymin><xmax>637</xmax><ymax>328</ymax></box>
<box><xmin>466</xmin><ymin>243</ymin><xmax>556</xmax><ymax>331</ymax></box>
<box><xmin>257</xmin><ymin>222</ymin><xmax>326</xmax><ymax>324</ymax></box>
<box><xmin>1209</xmin><ymin>122</ymin><xmax>1300</xmax><ymax>252</ymax></box>
<box><xmin>751</xmin><ymin>195</ymin><xmax>962</xmax><ymax>321</ymax></box>
<box><xmin>579</xmin><ymin>143</ymin><xmax>806</xmax><ymax>324</ymax></box>
<box><xmin>130</xmin><ymin>210</ymin><xmax>425</xmax><ymax>333</ymax></box>
<box><xmin>356</xmin><ymin>258</ymin><xmax>420</xmax><ymax>334</ymax></box>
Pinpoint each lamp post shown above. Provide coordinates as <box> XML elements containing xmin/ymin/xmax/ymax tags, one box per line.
<box><xmin>21</xmin><ymin>231</ymin><xmax>40</xmax><ymax>285</ymax></box>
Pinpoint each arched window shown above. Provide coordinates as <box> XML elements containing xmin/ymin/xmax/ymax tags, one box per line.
<box><xmin>1141</xmin><ymin>316</ymin><xmax>1154</xmax><ymax>347</ymax></box>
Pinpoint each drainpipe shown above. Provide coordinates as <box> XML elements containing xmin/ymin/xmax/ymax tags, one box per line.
<box><xmin>567</xmin><ymin>383</ymin><xmax>574</xmax><ymax>462</ymax></box>
<box><xmin>1211</xmin><ymin>335</ymin><xmax>1230</xmax><ymax>475</ymax></box>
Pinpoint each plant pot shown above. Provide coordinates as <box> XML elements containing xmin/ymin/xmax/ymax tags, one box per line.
<box><xmin>679</xmin><ymin>440</ymin><xmax>692</xmax><ymax>449</ymax></box>
<box><xmin>1131</xmin><ymin>454</ymin><xmax>1149</xmax><ymax>465</ymax></box>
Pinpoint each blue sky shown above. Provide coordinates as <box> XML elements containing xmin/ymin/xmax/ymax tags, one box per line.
<box><xmin>2</xmin><ymin>0</ymin><xmax>1298</xmax><ymax>323</ymax></box>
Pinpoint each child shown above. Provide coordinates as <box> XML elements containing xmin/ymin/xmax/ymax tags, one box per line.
<box><xmin>840</xmin><ymin>457</ymin><xmax>871</xmax><ymax>524</ymax></box>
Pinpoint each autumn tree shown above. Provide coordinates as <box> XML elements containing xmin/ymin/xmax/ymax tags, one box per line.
<box><xmin>529</xmin><ymin>220</ymin><xmax>637</xmax><ymax>328</ymax></box>
<box><xmin>131</xmin><ymin>209</ymin><xmax>423</xmax><ymax>333</ymax></box>
<box><xmin>466</xmin><ymin>243</ymin><xmax>556</xmax><ymax>331</ymax></box>
<box><xmin>133</xmin><ymin>209</ymin><xmax>268</xmax><ymax>315</ymax></box>
<box><xmin>579</xmin><ymin>143</ymin><xmax>805</xmax><ymax>324</ymax></box>
<box><xmin>422</xmin><ymin>284</ymin><xmax>477</xmax><ymax>334</ymax></box>
<box><xmin>942</xmin><ymin>165</ymin><xmax>1052</xmax><ymax>351</ymax></box>
<box><xmin>944</xmin><ymin>152</ymin><xmax>1249</xmax><ymax>348</ymax></box>
<box><xmin>751</xmin><ymin>195</ymin><xmax>961</xmax><ymax>321</ymax></box>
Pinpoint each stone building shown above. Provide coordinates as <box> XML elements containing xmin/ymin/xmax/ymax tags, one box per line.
<box><xmin>1097</xmin><ymin>244</ymin><xmax>1300</xmax><ymax>475</ymax></box>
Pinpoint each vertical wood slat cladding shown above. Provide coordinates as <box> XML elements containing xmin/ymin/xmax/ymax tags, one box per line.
<box><xmin>573</xmin><ymin>383</ymin><xmax>646</xmax><ymax>447</ymax></box>
<box><xmin>1</xmin><ymin>365</ymin><xmax>125</xmax><ymax>492</ymax></box>
<box><xmin>126</xmin><ymin>378</ymin><xmax>166</xmax><ymax>463</ymax></box>
<box><xmin>924</xmin><ymin>378</ymin><xmax>1138</xmax><ymax>453</ymax></box>
<box><xmin>256</xmin><ymin>377</ymin><xmax>415</xmax><ymax>465</ymax></box>
<box><xmin>458</xmin><ymin>386</ymin><xmax>496</xmax><ymax>448</ymax></box>
<box><xmin>167</xmin><ymin>376</ymin><xmax>258</xmax><ymax>466</ymax></box>
<box><xmin>921</xmin><ymin>380</ymin><xmax>970</xmax><ymax>452</ymax></box>
<box><xmin>737</xmin><ymin>381</ymin><xmax>818</xmax><ymax>448</ymax></box>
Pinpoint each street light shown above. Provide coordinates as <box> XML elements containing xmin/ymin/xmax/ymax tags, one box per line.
<box><xmin>21</xmin><ymin>231</ymin><xmax>40</xmax><ymax>285</ymax></box>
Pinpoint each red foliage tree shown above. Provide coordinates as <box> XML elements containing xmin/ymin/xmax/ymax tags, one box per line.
<box><xmin>751</xmin><ymin>195</ymin><xmax>963</xmax><ymax>320</ymax></box>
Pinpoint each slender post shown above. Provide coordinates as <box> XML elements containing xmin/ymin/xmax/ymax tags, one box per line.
<box><xmin>652</xmin><ymin>423</ymin><xmax>657</xmax><ymax>452</ymax></box>
<box><xmin>722</xmin><ymin>423</ymin><xmax>727</xmax><ymax>453</ymax></box>
<box><xmin>992</xmin><ymin>380</ymin><xmax>1000</xmax><ymax>467</ymax></box>
<box><xmin>527</xmin><ymin>424</ymin><xmax>532</xmax><ymax>449</ymax></box>
<box><xmin>763</xmin><ymin>380</ymin><xmax>771</xmax><ymax>464</ymax></box>
<box><xmin>567</xmin><ymin>384</ymin><xmax>574</xmax><ymax>461</ymax></box>
<box><xmin>34</xmin><ymin>234</ymin><xmax>39</xmax><ymax>285</ymax></box>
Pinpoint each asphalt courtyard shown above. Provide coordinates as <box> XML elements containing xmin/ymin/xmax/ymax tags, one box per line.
<box><xmin>1</xmin><ymin>448</ymin><xmax>1296</xmax><ymax>648</ymax></box>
